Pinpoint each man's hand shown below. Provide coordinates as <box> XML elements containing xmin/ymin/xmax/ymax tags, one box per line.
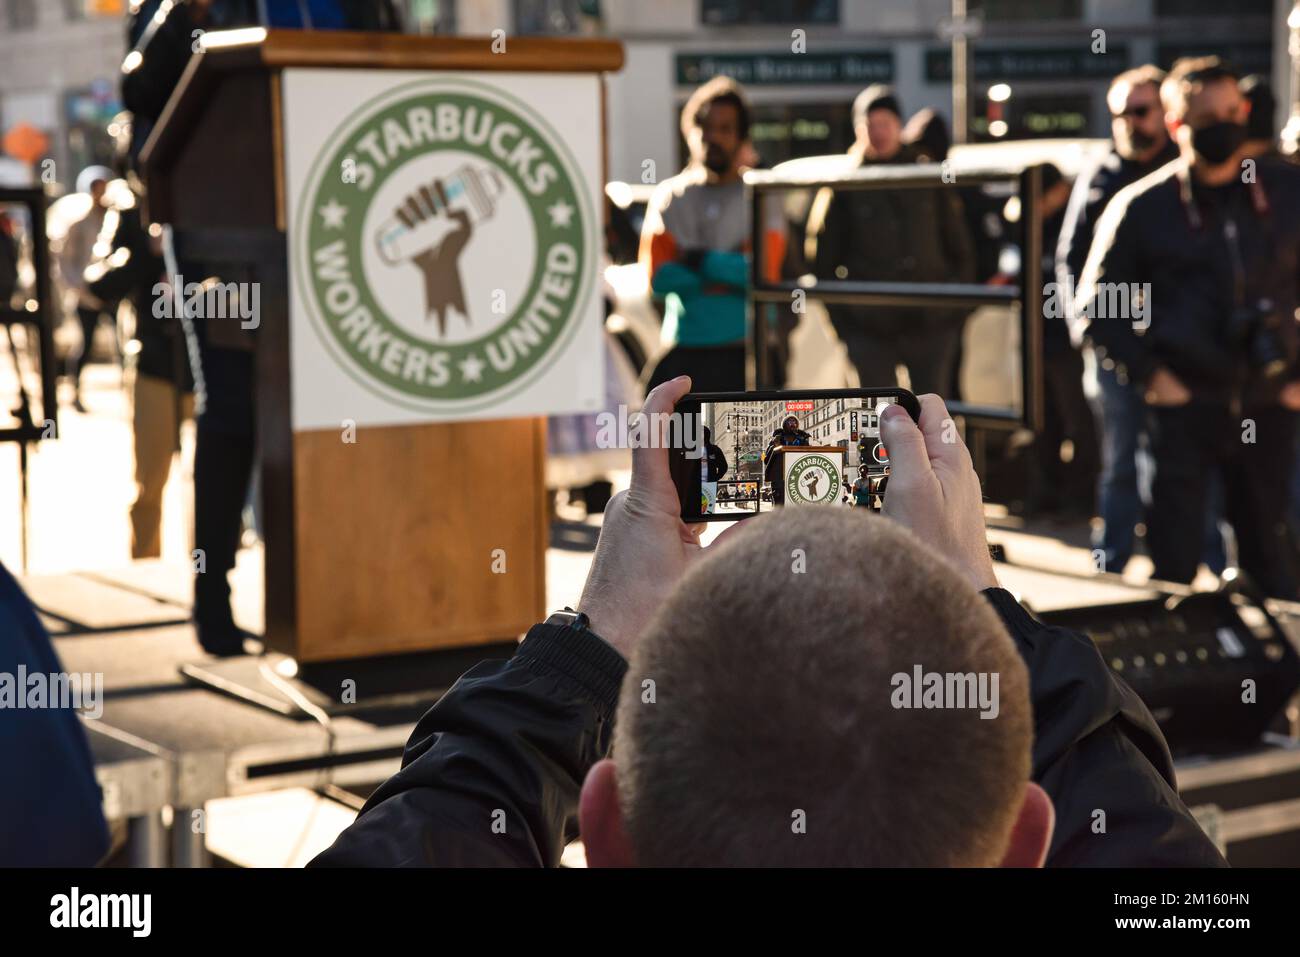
<box><xmin>1279</xmin><ymin>380</ymin><xmax>1300</xmax><ymax>411</ymax></box>
<box><xmin>879</xmin><ymin>394</ymin><xmax>999</xmax><ymax>593</ymax></box>
<box><xmin>577</xmin><ymin>376</ymin><xmax>735</xmax><ymax>659</ymax></box>
<box><xmin>1144</xmin><ymin>366</ymin><xmax>1191</xmax><ymax>407</ymax></box>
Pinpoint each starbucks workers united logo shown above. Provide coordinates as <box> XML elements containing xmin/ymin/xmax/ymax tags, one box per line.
<box><xmin>294</xmin><ymin>78</ymin><xmax>593</xmax><ymax>411</ymax></box>
<box><xmin>786</xmin><ymin>453</ymin><xmax>841</xmax><ymax>506</ymax></box>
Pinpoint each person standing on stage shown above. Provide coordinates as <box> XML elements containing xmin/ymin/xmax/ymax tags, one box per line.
<box><xmin>763</xmin><ymin>414</ymin><xmax>811</xmax><ymax>506</ymax></box>
<box><xmin>1076</xmin><ymin>57</ymin><xmax>1300</xmax><ymax>598</ymax></box>
<box><xmin>1057</xmin><ymin>65</ymin><xmax>1179</xmax><ymax>573</ymax></box>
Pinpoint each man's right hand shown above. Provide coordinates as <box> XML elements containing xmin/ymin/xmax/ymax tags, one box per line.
<box><xmin>879</xmin><ymin>394</ymin><xmax>999</xmax><ymax>593</ymax></box>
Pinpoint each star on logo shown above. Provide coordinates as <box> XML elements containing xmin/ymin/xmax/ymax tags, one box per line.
<box><xmin>546</xmin><ymin>200</ymin><xmax>574</xmax><ymax>228</ymax></box>
<box><xmin>459</xmin><ymin>353</ymin><xmax>486</xmax><ymax>383</ymax></box>
<box><xmin>318</xmin><ymin>199</ymin><xmax>348</xmax><ymax>229</ymax></box>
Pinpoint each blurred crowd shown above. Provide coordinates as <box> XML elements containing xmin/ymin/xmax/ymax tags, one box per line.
<box><xmin>1</xmin><ymin>3</ymin><xmax>1298</xmax><ymax>657</ymax></box>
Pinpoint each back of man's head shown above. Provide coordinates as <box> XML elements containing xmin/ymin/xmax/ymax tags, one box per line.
<box><xmin>613</xmin><ymin>507</ymin><xmax>1033</xmax><ymax>866</ymax></box>
<box><xmin>1240</xmin><ymin>74</ymin><xmax>1276</xmax><ymax>142</ymax></box>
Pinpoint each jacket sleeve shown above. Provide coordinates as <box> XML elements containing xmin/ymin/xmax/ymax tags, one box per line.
<box><xmin>0</xmin><ymin>563</ymin><xmax>109</xmax><ymax>867</ymax></box>
<box><xmin>982</xmin><ymin>588</ymin><xmax>1227</xmax><ymax>867</ymax></box>
<box><xmin>1056</xmin><ymin>164</ymin><xmax>1099</xmax><ymax>293</ymax></box>
<box><xmin>1072</xmin><ymin>186</ymin><xmax>1155</xmax><ymax>385</ymax></box>
<box><xmin>698</xmin><ymin>250</ymin><xmax>749</xmax><ymax>290</ymax></box>
<box><xmin>309</xmin><ymin>625</ymin><xmax>627</xmax><ymax>867</ymax></box>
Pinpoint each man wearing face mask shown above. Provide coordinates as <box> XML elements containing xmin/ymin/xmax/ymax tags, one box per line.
<box><xmin>1076</xmin><ymin>57</ymin><xmax>1300</xmax><ymax>599</ymax></box>
<box><xmin>639</xmin><ymin>77</ymin><xmax>786</xmax><ymax>392</ymax></box>
<box><xmin>1057</xmin><ymin>65</ymin><xmax>1178</xmax><ymax>575</ymax></box>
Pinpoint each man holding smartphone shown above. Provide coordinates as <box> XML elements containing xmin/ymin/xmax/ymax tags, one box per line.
<box><xmin>313</xmin><ymin>378</ymin><xmax>1222</xmax><ymax>868</ymax></box>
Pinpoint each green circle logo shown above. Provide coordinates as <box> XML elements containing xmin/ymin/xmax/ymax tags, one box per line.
<box><xmin>786</xmin><ymin>453</ymin><xmax>841</xmax><ymax>505</ymax></box>
<box><xmin>293</xmin><ymin>78</ymin><xmax>592</xmax><ymax>413</ymax></box>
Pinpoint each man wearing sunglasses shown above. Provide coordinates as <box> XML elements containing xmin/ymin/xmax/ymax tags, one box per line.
<box><xmin>1075</xmin><ymin>57</ymin><xmax>1300</xmax><ymax>600</ymax></box>
<box><xmin>1057</xmin><ymin>66</ymin><xmax>1178</xmax><ymax>577</ymax></box>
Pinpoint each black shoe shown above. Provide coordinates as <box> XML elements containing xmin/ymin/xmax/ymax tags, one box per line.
<box><xmin>194</xmin><ymin>615</ymin><xmax>246</xmax><ymax>658</ymax></box>
<box><xmin>194</xmin><ymin>577</ymin><xmax>245</xmax><ymax>658</ymax></box>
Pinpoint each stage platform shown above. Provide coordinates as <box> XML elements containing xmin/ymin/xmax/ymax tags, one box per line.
<box><xmin>20</xmin><ymin>515</ymin><xmax>1300</xmax><ymax>866</ymax></box>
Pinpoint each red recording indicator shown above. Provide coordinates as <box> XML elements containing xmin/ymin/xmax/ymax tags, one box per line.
<box><xmin>785</xmin><ymin>400</ymin><xmax>814</xmax><ymax>411</ymax></box>
<box><xmin>873</xmin><ymin>442</ymin><xmax>890</xmax><ymax>464</ymax></box>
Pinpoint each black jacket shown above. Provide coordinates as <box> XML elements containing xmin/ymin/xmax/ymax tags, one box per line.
<box><xmin>1074</xmin><ymin>156</ymin><xmax>1300</xmax><ymax>403</ymax></box>
<box><xmin>762</xmin><ymin>428</ymin><xmax>810</xmax><ymax>484</ymax></box>
<box><xmin>816</xmin><ymin>144</ymin><xmax>976</xmax><ymax>288</ymax></box>
<box><xmin>310</xmin><ymin>588</ymin><xmax>1227</xmax><ymax>867</ymax></box>
<box><xmin>124</xmin><ymin>0</ymin><xmax>402</xmax><ymax>165</ymax></box>
<box><xmin>1056</xmin><ymin>140</ymin><xmax>1180</xmax><ymax>292</ymax></box>
<box><xmin>704</xmin><ymin>443</ymin><xmax>728</xmax><ymax>482</ymax></box>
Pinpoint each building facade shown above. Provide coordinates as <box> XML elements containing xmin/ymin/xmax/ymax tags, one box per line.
<box><xmin>4</xmin><ymin>1</ymin><xmax>1285</xmax><ymax>187</ymax></box>
<box><xmin>483</xmin><ymin>0</ymin><xmax>1280</xmax><ymax>184</ymax></box>
<box><xmin>705</xmin><ymin>402</ymin><xmax>766</xmax><ymax>479</ymax></box>
<box><xmin>759</xmin><ymin>394</ymin><xmax>879</xmax><ymax>470</ymax></box>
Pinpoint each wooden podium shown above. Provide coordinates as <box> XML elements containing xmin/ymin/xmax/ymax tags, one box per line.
<box><xmin>142</xmin><ymin>31</ymin><xmax>623</xmax><ymax>666</ymax></box>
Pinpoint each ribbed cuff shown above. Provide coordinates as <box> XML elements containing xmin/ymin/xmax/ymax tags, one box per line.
<box><xmin>515</xmin><ymin>624</ymin><xmax>628</xmax><ymax>716</ymax></box>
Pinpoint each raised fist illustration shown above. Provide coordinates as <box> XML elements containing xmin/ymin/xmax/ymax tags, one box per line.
<box><xmin>380</xmin><ymin>178</ymin><xmax>475</xmax><ymax>335</ymax></box>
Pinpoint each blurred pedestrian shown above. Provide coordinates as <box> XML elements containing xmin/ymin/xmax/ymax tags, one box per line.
<box><xmin>122</xmin><ymin>0</ymin><xmax>402</xmax><ymax>655</ymax></box>
<box><xmin>811</xmin><ymin>85</ymin><xmax>975</xmax><ymax>394</ymax></box>
<box><xmin>639</xmin><ymin>76</ymin><xmax>786</xmax><ymax>392</ymax></box>
<box><xmin>1076</xmin><ymin>57</ymin><xmax>1300</xmax><ymax>598</ymax></box>
<box><xmin>60</xmin><ymin>166</ymin><xmax>117</xmax><ymax>412</ymax></box>
<box><xmin>1032</xmin><ymin>164</ymin><xmax>1099</xmax><ymax>520</ymax></box>
<box><xmin>85</xmin><ymin>121</ymin><xmax>195</xmax><ymax>559</ymax></box>
<box><xmin>1057</xmin><ymin>65</ymin><xmax>1178</xmax><ymax>572</ymax></box>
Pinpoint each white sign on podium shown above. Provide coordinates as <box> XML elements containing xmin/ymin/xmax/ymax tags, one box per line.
<box><xmin>283</xmin><ymin>68</ymin><xmax>605</xmax><ymax>429</ymax></box>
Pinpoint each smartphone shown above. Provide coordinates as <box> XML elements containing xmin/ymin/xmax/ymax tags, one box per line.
<box><xmin>669</xmin><ymin>389</ymin><xmax>921</xmax><ymax>523</ymax></box>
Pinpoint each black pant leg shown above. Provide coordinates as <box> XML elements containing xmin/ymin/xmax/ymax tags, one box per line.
<box><xmin>1043</xmin><ymin>348</ymin><xmax>1101</xmax><ymax>507</ymax></box>
<box><xmin>75</xmin><ymin>305</ymin><xmax>101</xmax><ymax>381</ymax></box>
<box><xmin>1224</xmin><ymin>405</ymin><xmax>1300</xmax><ymax>599</ymax></box>
<box><xmin>192</xmin><ymin>426</ymin><xmax>255</xmax><ymax>630</ymax></box>
<box><xmin>898</xmin><ymin>312</ymin><xmax>962</xmax><ymax>397</ymax></box>
<box><xmin>1145</xmin><ymin>402</ymin><xmax>1219</xmax><ymax>583</ymax></box>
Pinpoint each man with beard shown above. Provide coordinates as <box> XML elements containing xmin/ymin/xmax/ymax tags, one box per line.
<box><xmin>763</xmin><ymin>414</ymin><xmax>811</xmax><ymax>506</ymax></box>
<box><xmin>1057</xmin><ymin>65</ymin><xmax>1178</xmax><ymax>574</ymax></box>
<box><xmin>639</xmin><ymin>77</ymin><xmax>786</xmax><ymax>391</ymax></box>
<box><xmin>1076</xmin><ymin>57</ymin><xmax>1300</xmax><ymax>598</ymax></box>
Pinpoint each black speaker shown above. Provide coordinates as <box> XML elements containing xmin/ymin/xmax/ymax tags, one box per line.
<box><xmin>1038</xmin><ymin>591</ymin><xmax>1300</xmax><ymax>757</ymax></box>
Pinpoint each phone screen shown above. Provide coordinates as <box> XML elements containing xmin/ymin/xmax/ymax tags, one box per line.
<box><xmin>669</xmin><ymin>389</ymin><xmax>920</xmax><ymax>523</ymax></box>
